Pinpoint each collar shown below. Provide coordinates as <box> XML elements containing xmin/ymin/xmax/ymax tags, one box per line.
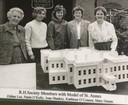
<box><xmin>76</xmin><ymin>21</ymin><xmax>81</xmax><ymax>26</ymax></box>
<box><xmin>4</xmin><ymin>22</ymin><xmax>22</xmax><ymax>32</ymax></box>
<box><xmin>71</xmin><ymin>19</ymin><xmax>83</xmax><ymax>27</ymax></box>
<box><xmin>52</xmin><ymin>17</ymin><xmax>66</xmax><ymax>23</ymax></box>
<box><xmin>96</xmin><ymin>20</ymin><xmax>105</xmax><ymax>26</ymax></box>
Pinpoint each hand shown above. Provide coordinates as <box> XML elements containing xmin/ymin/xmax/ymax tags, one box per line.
<box><xmin>121</xmin><ymin>51</ymin><xmax>124</xmax><ymax>55</ymax></box>
<box><xmin>29</xmin><ymin>54</ymin><xmax>35</xmax><ymax>61</ymax></box>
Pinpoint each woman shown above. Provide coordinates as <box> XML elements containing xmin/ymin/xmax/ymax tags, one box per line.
<box><xmin>25</xmin><ymin>7</ymin><xmax>48</xmax><ymax>63</ymax></box>
<box><xmin>67</xmin><ymin>6</ymin><xmax>90</xmax><ymax>48</ymax></box>
<box><xmin>47</xmin><ymin>5</ymin><xmax>68</xmax><ymax>50</ymax></box>
<box><xmin>88</xmin><ymin>6</ymin><xmax>117</xmax><ymax>51</ymax></box>
<box><xmin>0</xmin><ymin>7</ymin><xmax>27</xmax><ymax>64</ymax></box>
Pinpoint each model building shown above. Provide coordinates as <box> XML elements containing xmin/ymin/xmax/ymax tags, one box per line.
<box><xmin>41</xmin><ymin>47</ymin><xmax>128</xmax><ymax>91</ymax></box>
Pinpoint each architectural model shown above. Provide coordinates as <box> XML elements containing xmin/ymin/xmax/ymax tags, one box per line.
<box><xmin>41</xmin><ymin>47</ymin><xmax>128</xmax><ymax>91</ymax></box>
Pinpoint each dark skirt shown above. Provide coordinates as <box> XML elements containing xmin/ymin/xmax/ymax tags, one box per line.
<box><xmin>32</xmin><ymin>46</ymin><xmax>49</xmax><ymax>64</ymax></box>
<box><xmin>94</xmin><ymin>41</ymin><xmax>112</xmax><ymax>50</ymax></box>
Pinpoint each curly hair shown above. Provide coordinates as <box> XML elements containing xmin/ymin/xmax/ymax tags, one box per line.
<box><xmin>52</xmin><ymin>5</ymin><xmax>66</xmax><ymax>19</ymax></box>
<box><xmin>7</xmin><ymin>7</ymin><xmax>24</xmax><ymax>20</ymax></box>
<box><xmin>72</xmin><ymin>6</ymin><xmax>84</xmax><ymax>17</ymax></box>
<box><xmin>94</xmin><ymin>6</ymin><xmax>107</xmax><ymax>16</ymax></box>
<box><xmin>32</xmin><ymin>7</ymin><xmax>47</xmax><ymax>19</ymax></box>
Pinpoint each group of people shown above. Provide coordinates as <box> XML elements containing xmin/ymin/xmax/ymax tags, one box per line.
<box><xmin>0</xmin><ymin>5</ymin><xmax>118</xmax><ymax>65</ymax></box>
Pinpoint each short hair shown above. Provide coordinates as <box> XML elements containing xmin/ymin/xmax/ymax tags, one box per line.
<box><xmin>7</xmin><ymin>7</ymin><xmax>24</xmax><ymax>20</ymax></box>
<box><xmin>32</xmin><ymin>7</ymin><xmax>47</xmax><ymax>19</ymax></box>
<box><xmin>52</xmin><ymin>5</ymin><xmax>66</xmax><ymax>19</ymax></box>
<box><xmin>72</xmin><ymin>6</ymin><xmax>84</xmax><ymax>17</ymax></box>
<box><xmin>94</xmin><ymin>6</ymin><xmax>107</xmax><ymax>16</ymax></box>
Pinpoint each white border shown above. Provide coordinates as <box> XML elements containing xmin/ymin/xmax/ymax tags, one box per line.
<box><xmin>0</xmin><ymin>88</ymin><xmax>127</xmax><ymax>104</ymax></box>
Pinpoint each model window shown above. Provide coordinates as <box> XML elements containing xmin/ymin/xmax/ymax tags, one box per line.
<box><xmin>127</xmin><ymin>65</ymin><xmax>128</xmax><ymax>70</ymax></box>
<box><xmin>110</xmin><ymin>67</ymin><xmax>113</xmax><ymax>72</ymax></box>
<box><xmin>46</xmin><ymin>66</ymin><xmax>48</xmax><ymax>70</ymax></box>
<box><xmin>122</xmin><ymin>66</ymin><xmax>125</xmax><ymax>70</ymax></box>
<box><xmin>99</xmin><ymin>77</ymin><xmax>102</xmax><ymax>83</ymax></box>
<box><xmin>70</xmin><ymin>76</ymin><xmax>73</xmax><ymax>83</ymax></box>
<box><xmin>104</xmin><ymin>80</ymin><xmax>107</xmax><ymax>84</ymax></box>
<box><xmin>58</xmin><ymin>76</ymin><xmax>60</xmax><ymax>80</ymax></box>
<box><xmin>70</xmin><ymin>67</ymin><xmax>73</xmax><ymax>72</ymax></box>
<box><xmin>78</xmin><ymin>71</ymin><xmax>81</xmax><ymax>75</ymax></box>
<box><xmin>83</xmin><ymin>70</ymin><xmax>86</xmax><ymax>75</ymax></box>
<box><xmin>105</xmin><ymin>68</ymin><xmax>108</xmax><ymax>73</ymax></box>
<box><xmin>52</xmin><ymin>64</ymin><xmax>54</xmax><ymax>68</ymax></box>
<box><xmin>118</xmin><ymin>75</ymin><xmax>121</xmax><ymax>79</ymax></box>
<box><xmin>114</xmin><ymin>66</ymin><xmax>116</xmax><ymax>71</ymax></box>
<box><xmin>46</xmin><ymin>59</ymin><xmax>48</xmax><ymax>63</ymax></box>
<box><xmin>93</xmin><ymin>78</ymin><xmax>96</xmax><ymax>83</ymax></box>
<box><xmin>79</xmin><ymin>80</ymin><xmax>81</xmax><ymax>85</ymax></box>
<box><xmin>99</xmin><ymin>68</ymin><xmax>102</xmax><ymax>73</ymax></box>
<box><xmin>118</xmin><ymin>66</ymin><xmax>120</xmax><ymax>71</ymax></box>
<box><xmin>88</xmin><ymin>79</ymin><xmax>91</xmax><ymax>83</ymax></box>
<box><xmin>88</xmin><ymin>69</ymin><xmax>91</xmax><ymax>74</ymax></box>
<box><xmin>56</xmin><ymin>64</ymin><xmax>59</xmax><ymax>68</ymax></box>
<box><xmin>63</xmin><ymin>76</ymin><xmax>65</xmax><ymax>80</ymax></box>
<box><xmin>61</xmin><ymin>63</ymin><xmax>63</xmax><ymax>68</ymax></box>
<box><xmin>123</xmin><ymin>74</ymin><xmax>125</xmax><ymax>79</ymax></box>
<box><xmin>83</xmin><ymin>79</ymin><xmax>86</xmax><ymax>84</ymax></box>
<box><xmin>93</xmin><ymin>69</ymin><xmax>96</xmax><ymax>74</ymax></box>
<box><xmin>53</xmin><ymin>77</ymin><xmax>55</xmax><ymax>81</ymax></box>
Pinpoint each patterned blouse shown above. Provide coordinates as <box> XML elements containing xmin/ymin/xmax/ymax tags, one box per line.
<box><xmin>88</xmin><ymin>20</ymin><xmax>118</xmax><ymax>51</ymax></box>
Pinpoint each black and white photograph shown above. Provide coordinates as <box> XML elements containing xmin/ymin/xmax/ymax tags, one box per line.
<box><xmin>0</xmin><ymin>0</ymin><xmax>128</xmax><ymax>105</ymax></box>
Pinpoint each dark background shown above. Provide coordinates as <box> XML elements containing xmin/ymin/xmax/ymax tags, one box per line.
<box><xmin>5</xmin><ymin>0</ymin><xmax>73</xmax><ymax>26</ymax></box>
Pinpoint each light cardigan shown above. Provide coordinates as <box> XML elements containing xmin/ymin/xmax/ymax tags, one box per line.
<box><xmin>25</xmin><ymin>20</ymin><xmax>48</xmax><ymax>56</ymax></box>
<box><xmin>88</xmin><ymin>20</ymin><xmax>117</xmax><ymax>51</ymax></box>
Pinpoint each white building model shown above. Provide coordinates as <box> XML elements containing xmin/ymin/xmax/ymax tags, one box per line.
<box><xmin>41</xmin><ymin>47</ymin><xmax>128</xmax><ymax>91</ymax></box>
